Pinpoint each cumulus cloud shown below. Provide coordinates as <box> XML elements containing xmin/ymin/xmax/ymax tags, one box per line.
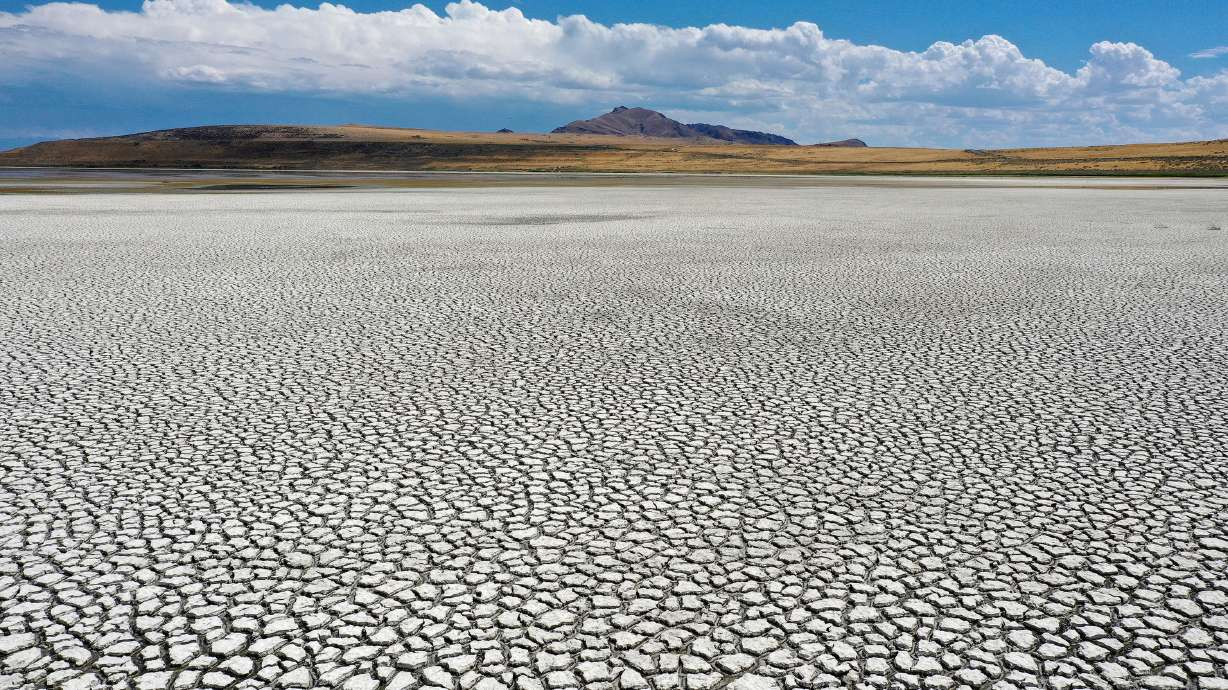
<box><xmin>1</xmin><ymin>0</ymin><xmax>1226</xmax><ymax>145</ymax></box>
<box><xmin>1076</xmin><ymin>42</ymin><xmax>1180</xmax><ymax>91</ymax></box>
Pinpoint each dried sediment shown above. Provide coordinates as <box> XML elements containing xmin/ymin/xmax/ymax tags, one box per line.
<box><xmin>0</xmin><ymin>186</ymin><xmax>1226</xmax><ymax>689</ymax></box>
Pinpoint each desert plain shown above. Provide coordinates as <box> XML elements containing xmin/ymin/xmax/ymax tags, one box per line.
<box><xmin>1</xmin><ymin>179</ymin><xmax>1227</xmax><ymax>690</ymax></box>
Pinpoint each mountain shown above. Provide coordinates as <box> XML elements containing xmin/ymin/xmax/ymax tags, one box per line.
<box><xmin>552</xmin><ymin>107</ymin><xmax>695</xmax><ymax>138</ymax></box>
<box><xmin>814</xmin><ymin>138</ymin><xmax>868</xmax><ymax>148</ymax></box>
<box><xmin>552</xmin><ymin>106</ymin><xmax>798</xmax><ymax>145</ymax></box>
<box><xmin>685</xmin><ymin>123</ymin><xmax>796</xmax><ymax>146</ymax></box>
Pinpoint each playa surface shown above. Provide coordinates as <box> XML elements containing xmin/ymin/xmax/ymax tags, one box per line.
<box><xmin>1</xmin><ymin>183</ymin><xmax>1226</xmax><ymax>689</ymax></box>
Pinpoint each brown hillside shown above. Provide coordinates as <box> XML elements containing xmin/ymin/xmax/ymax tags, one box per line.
<box><xmin>2</xmin><ymin>125</ymin><xmax>1226</xmax><ymax>176</ymax></box>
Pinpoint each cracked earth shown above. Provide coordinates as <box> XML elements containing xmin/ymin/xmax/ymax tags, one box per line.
<box><xmin>1</xmin><ymin>185</ymin><xmax>1226</xmax><ymax>690</ymax></box>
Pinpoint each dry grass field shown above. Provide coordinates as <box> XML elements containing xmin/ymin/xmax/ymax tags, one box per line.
<box><xmin>1</xmin><ymin>124</ymin><xmax>1226</xmax><ymax>176</ymax></box>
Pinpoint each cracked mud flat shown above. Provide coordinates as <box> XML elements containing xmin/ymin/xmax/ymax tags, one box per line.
<box><xmin>1</xmin><ymin>185</ymin><xmax>1226</xmax><ymax>690</ymax></box>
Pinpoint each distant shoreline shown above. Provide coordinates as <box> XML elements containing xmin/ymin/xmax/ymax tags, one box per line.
<box><xmin>4</xmin><ymin>168</ymin><xmax>1227</xmax><ymax>195</ymax></box>
<box><xmin>3</xmin><ymin>165</ymin><xmax>1228</xmax><ymax>176</ymax></box>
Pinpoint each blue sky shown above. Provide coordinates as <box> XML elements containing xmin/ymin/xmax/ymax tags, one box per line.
<box><xmin>2</xmin><ymin>0</ymin><xmax>1227</xmax><ymax>149</ymax></box>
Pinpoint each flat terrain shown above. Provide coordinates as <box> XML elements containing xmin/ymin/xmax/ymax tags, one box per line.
<box><xmin>3</xmin><ymin>168</ymin><xmax>1228</xmax><ymax>195</ymax></box>
<box><xmin>1</xmin><ymin>184</ymin><xmax>1227</xmax><ymax>690</ymax></box>
<box><xmin>2</xmin><ymin>125</ymin><xmax>1227</xmax><ymax>175</ymax></box>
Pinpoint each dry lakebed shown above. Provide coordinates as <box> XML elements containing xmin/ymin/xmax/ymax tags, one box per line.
<box><xmin>1</xmin><ymin>177</ymin><xmax>1226</xmax><ymax>690</ymax></box>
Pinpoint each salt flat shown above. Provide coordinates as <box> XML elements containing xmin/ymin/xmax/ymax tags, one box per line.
<box><xmin>1</xmin><ymin>184</ymin><xmax>1226</xmax><ymax>690</ymax></box>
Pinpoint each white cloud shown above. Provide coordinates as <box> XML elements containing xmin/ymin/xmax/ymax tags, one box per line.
<box><xmin>1077</xmin><ymin>41</ymin><xmax>1180</xmax><ymax>91</ymax></box>
<box><xmin>1</xmin><ymin>0</ymin><xmax>1226</xmax><ymax>145</ymax></box>
<box><xmin>1191</xmin><ymin>46</ymin><xmax>1228</xmax><ymax>59</ymax></box>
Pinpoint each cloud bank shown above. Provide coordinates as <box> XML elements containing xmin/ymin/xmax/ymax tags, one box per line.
<box><xmin>2</xmin><ymin>0</ymin><xmax>1227</xmax><ymax>146</ymax></box>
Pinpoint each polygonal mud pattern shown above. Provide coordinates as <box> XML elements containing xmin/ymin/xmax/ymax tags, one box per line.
<box><xmin>1</xmin><ymin>185</ymin><xmax>1226</xmax><ymax>690</ymax></box>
